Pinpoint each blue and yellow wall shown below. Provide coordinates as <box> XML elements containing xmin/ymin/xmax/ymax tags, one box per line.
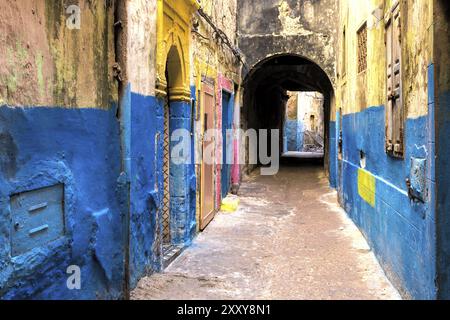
<box><xmin>0</xmin><ymin>0</ymin><xmax>237</xmax><ymax>299</ymax></box>
<box><xmin>126</xmin><ymin>0</ymin><xmax>199</xmax><ymax>289</ymax></box>
<box><xmin>335</xmin><ymin>0</ymin><xmax>438</xmax><ymax>299</ymax></box>
<box><xmin>191</xmin><ymin>0</ymin><xmax>241</xmax><ymax>220</ymax></box>
<box><xmin>0</xmin><ymin>0</ymin><xmax>201</xmax><ymax>299</ymax></box>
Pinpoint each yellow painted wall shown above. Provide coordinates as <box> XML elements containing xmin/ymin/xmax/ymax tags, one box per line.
<box><xmin>337</xmin><ymin>0</ymin><xmax>433</xmax><ymax>118</ymax></box>
<box><xmin>191</xmin><ymin>0</ymin><xmax>240</xmax><ymax>90</ymax></box>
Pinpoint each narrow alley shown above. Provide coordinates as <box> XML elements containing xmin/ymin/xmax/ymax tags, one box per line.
<box><xmin>0</xmin><ymin>0</ymin><xmax>449</xmax><ymax>302</ymax></box>
<box><xmin>132</xmin><ymin>158</ymin><xmax>400</xmax><ymax>300</ymax></box>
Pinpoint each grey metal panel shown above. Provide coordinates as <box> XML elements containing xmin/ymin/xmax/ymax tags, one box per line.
<box><xmin>10</xmin><ymin>184</ymin><xmax>65</xmax><ymax>256</ymax></box>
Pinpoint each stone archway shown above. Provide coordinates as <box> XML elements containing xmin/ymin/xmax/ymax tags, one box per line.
<box><xmin>242</xmin><ymin>53</ymin><xmax>336</xmax><ymax>183</ymax></box>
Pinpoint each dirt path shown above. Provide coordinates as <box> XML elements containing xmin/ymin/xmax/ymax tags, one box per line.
<box><xmin>132</xmin><ymin>160</ymin><xmax>401</xmax><ymax>300</ymax></box>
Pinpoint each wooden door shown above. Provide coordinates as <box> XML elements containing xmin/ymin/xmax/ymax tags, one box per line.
<box><xmin>200</xmin><ymin>83</ymin><xmax>215</xmax><ymax>230</ymax></box>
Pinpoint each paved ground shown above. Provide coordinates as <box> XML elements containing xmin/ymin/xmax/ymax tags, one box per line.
<box><xmin>131</xmin><ymin>158</ymin><xmax>401</xmax><ymax>300</ymax></box>
<box><xmin>282</xmin><ymin>151</ymin><xmax>324</xmax><ymax>158</ymax></box>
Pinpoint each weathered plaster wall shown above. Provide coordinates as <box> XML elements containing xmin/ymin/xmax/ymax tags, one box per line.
<box><xmin>0</xmin><ymin>0</ymin><xmax>117</xmax><ymax>108</ymax></box>
<box><xmin>434</xmin><ymin>0</ymin><xmax>450</xmax><ymax>299</ymax></box>
<box><xmin>298</xmin><ymin>92</ymin><xmax>324</xmax><ymax>134</ymax></box>
<box><xmin>127</xmin><ymin>0</ymin><xmax>156</xmax><ymax>96</ymax></box>
<box><xmin>336</xmin><ymin>0</ymin><xmax>436</xmax><ymax>299</ymax></box>
<box><xmin>284</xmin><ymin>92</ymin><xmax>301</xmax><ymax>152</ymax></box>
<box><xmin>237</xmin><ymin>0</ymin><xmax>338</xmax><ymax>84</ymax></box>
<box><xmin>127</xmin><ymin>0</ymin><xmax>198</xmax><ymax>288</ymax></box>
<box><xmin>0</xmin><ymin>1</ymin><xmax>123</xmax><ymax>299</ymax></box>
<box><xmin>1</xmin><ymin>0</ymin><xmax>206</xmax><ymax>299</ymax></box>
<box><xmin>238</xmin><ymin>0</ymin><xmax>337</xmax><ymax>184</ymax></box>
<box><xmin>337</xmin><ymin>0</ymin><xmax>432</xmax><ymax>117</ymax></box>
<box><xmin>191</xmin><ymin>0</ymin><xmax>242</xmax><ymax>221</ymax></box>
<box><xmin>121</xmin><ymin>0</ymin><xmax>162</xmax><ymax>291</ymax></box>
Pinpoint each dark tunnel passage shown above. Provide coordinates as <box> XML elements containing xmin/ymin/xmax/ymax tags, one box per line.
<box><xmin>242</xmin><ymin>54</ymin><xmax>335</xmax><ymax>172</ymax></box>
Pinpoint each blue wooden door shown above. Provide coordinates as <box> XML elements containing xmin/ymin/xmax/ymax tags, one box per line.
<box><xmin>221</xmin><ymin>92</ymin><xmax>233</xmax><ymax>199</ymax></box>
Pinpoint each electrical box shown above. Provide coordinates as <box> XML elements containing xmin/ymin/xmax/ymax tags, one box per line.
<box><xmin>10</xmin><ymin>184</ymin><xmax>65</xmax><ymax>256</ymax></box>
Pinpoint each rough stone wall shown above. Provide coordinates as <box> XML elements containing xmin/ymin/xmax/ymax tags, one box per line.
<box><xmin>237</xmin><ymin>0</ymin><xmax>338</xmax><ymax>83</ymax></box>
<box><xmin>0</xmin><ymin>0</ymin><xmax>117</xmax><ymax>108</ymax></box>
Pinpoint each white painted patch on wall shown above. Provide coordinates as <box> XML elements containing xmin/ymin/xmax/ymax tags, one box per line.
<box><xmin>303</xmin><ymin>1</ymin><xmax>315</xmax><ymax>21</ymax></box>
<box><xmin>127</xmin><ymin>0</ymin><xmax>156</xmax><ymax>96</ymax></box>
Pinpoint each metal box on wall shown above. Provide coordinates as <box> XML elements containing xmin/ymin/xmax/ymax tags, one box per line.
<box><xmin>10</xmin><ymin>184</ymin><xmax>65</xmax><ymax>257</ymax></box>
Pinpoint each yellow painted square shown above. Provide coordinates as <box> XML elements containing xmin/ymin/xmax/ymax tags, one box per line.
<box><xmin>358</xmin><ymin>168</ymin><xmax>376</xmax><ymax>207</ymax></box>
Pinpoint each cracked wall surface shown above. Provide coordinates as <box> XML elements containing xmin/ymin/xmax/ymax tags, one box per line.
<box><xmin>237</xmin><ymin>0</ymin><xmax>338</xmax><ymax>84</ymax></box>
<box><xmin>0</xmin><ymin>0</ymin><xmax>117</xmax><ymax>108</ymax></box>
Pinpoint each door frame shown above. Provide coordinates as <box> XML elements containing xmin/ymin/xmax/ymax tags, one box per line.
<box><xmin>221</xmin><ymin>89</ymin><xmax>234</xmax><ymax>199</ymax></box>
<box><xmin>200</xmin><ymin>80</ymin><xmax>216</xmax><ymax>230</ymax></box>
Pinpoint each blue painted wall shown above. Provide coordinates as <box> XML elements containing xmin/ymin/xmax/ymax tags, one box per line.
<box><xmin>436</xmin><ymin>89</ymin><xmax>450</xmax><ymax>298</ymax></box>
<box><xmin>166</xmin><ymin>99</ymin><xmax>197</xmax><ymax>245</ymax></box>
<box><xmin>127</xmin><ymin>89</ymin><xmax>197</xmax><ymax>289</ymax></box>
<box><xmin>0</xmin><ymin>105</ymin><xmax>125</xmax><ymax>299</ymax></box>
<box><xmin>284</xmin><ymin>120</ymin><xmax>303</xmax><ymax>152</ymax></box>
<box><xmin>340</xmin><ymin>103</ymin><xmax>436</xmax><ymax>299</ymax></box>
<box><xmin>127</xmin><ymin>88</ymin><xmax>162</xmax><ymax>289</ymax></box>
<box><xmin>336</xmin><ymin>63</ymin><xmax>441</xmax><ymax>299</ymax></box>
<box><xmin>0</xmin><ymin>87</ymin><xmax>198</xmax><ymax>298</ymax></box>
<box><xmin>329</xmin><ymin>120</ymin><xmax>337</xmax><ymax>189</ymax></box>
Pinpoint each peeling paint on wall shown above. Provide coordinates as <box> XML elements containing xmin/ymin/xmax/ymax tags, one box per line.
<box><xmin>0</xmin><ymin>0</ymin><xmax>116</xmax><ymax>108</ymax></box>
<box><xmin>238</xmin><ymin>0</ymin><xmax>338</xmax><ymax>85</ymax></box>
<box><xmin>127</xmin><ymin>0</ymin><xmax>156</xmax><ymax>96</ymax></box>
<box><xmin>278</xmin><ymin>0</ymin><xmax>314</xmax><ymax>37</ymax></box>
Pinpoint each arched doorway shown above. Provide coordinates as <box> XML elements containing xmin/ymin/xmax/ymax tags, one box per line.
<box><xmin>242</xmin><ymin>54</ymin><xmax>335</xmax><ymax>180</ymax></box>
<box><xmin>161</xmin><ymin>45</ymin><xmax>186</xmax><ymax>265</ymax></box>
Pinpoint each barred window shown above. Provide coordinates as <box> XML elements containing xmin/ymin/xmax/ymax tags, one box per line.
<box><xmin>357</xmin><ymin>23</ymin><xmax>367</xmax><ymax>73</ymax></box>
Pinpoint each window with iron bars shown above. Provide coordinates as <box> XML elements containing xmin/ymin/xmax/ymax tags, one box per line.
<box><xmin>357</xmin><ymin>23</ymin><xmax>367</xmax><ymax>74</ymax></box>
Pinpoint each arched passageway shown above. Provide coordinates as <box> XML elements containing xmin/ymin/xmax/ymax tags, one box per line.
<box><xmin>242</xmin><ymin>54</ymin><xmax>335</xmax><ymax>176</ymax></box>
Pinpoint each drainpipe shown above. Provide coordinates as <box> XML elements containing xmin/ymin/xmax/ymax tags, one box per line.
<box><xmin>114</xmin><ymin>0</ymin><xmax>131</xmax><ymax>300</ymax></box>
